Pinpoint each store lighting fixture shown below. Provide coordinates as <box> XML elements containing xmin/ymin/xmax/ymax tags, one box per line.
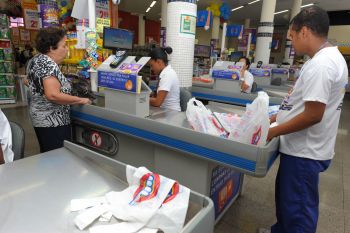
<box><xmin>248</xmin><ymin>0</ymin><xmax>260</xmax><ymax>5</ymax></box>
<box><xmin>231</xmin><ymin>6</ymin><xmax>244</xmax><ymax>11</ymax></box>
<box><xmin>146</xmin><ymin>7</ymin><xmax>151</xmax><ymax>13</ymax></box>
<box><xmin>150</xmin><ymin>1</ymin><xmax>157</xmax><ymax>8</ymax></box>
<box><xmin>301</xmin><ymin>3</ymin><xmax>314</xmax><ymax>8</ymax></box>
<box><xmin>274</xmin><ymin>9</ymin><xmax>289</xmax><ymax>15</ymax></box>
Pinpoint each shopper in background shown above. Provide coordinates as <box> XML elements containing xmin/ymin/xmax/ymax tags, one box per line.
<box><xmin>148</xmin><ymin>47</ymin><xmax>181</xmax><ymax>111</ymax></box>
<box><xmin>238</xmin><ymin>57</ymin><xmax>254</xmax><ymax>93</ymax></box>
<box><xmin>19</xmin><ymin>44</ymin><xmax>34</xmax><ymax>68</ymax></box>
<box><xmin>0</xmin><ymin>109</ymin><xmax>14</xmax><ymax>164</ymax></box>
<box><xmin>259</xmin><ymin>6</ymin><xmax>348</xmax><ymax>233</ymax></box>
<box><xmin>27</xmin><ymin>27</ymin><xmax>91</xmax><ymax>153</ymax></box>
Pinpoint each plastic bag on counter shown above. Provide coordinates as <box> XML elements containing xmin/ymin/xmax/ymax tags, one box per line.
<box><xmin>229</xmin><ymin>92</ymin><xmax>270</xmax><ymax>146</ymax></box>
<box><xmin>186</xmin><ymin>98</ymin><xmax>227</xmax><ymax>137</ymax></box>
<box><xmin>71</xmin><ymin>165</ymin><xmax>190</xmax><ymax>233</ymax></box>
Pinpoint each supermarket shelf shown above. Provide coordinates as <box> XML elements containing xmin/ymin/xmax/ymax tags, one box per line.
<box><xmin>0</xmin><ymin>73</ymin><xmax>14</xmax><ymax>75</ymax></box>
<box><xmin>0</xmin><ymin>60</ymin><xmax>13</xmax><ymax>63</ymax></box>
<box><xmin>0</xmin><ymin>85</ymin><xmax>15</xmax><ymax>87</ymax></box>
<box><xmin>0</xmin><ymin>38</ymin><xmax>11</xmax><ymax>41</ymax></box>
<box><xmin>0</xmin><ymin>99</ymin><xmax>16</xmax><ymax>104</ymax></box>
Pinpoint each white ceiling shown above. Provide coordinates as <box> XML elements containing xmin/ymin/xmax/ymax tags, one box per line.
<box><xmin>118</xmin><ymin>0</ymin><xmax>350</xmax><ymax>26</ymax></box>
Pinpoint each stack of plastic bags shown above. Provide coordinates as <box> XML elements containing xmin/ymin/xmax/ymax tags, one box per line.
<box><xmin>186</xmin><ymin>92</ymin><xmax>271</xmax><ymax>146</ymax></box>
<box><xmin>71</xmin><ymin>166</ymin><xmax>190</xmax><ymax>233</ymax></box>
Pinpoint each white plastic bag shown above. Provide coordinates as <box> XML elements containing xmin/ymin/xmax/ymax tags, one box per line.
<box><xmin>186</xmin><ymin>98</ymin><xmax>227</xmax><ymax>137</ymax></box>
<box><xmin>229</xmin><ymin>92</ymin><xmax>270</xmax><ymax>146</ymax></box>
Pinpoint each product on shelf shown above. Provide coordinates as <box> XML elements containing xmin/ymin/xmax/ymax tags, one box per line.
<box><xmin>0</xmin><ymin>49</ymin><xmax>4</xmax><ymax>60</ymax></box>
<box><xmin>0</xmin><ymin>75</ymin><xmax>6</xmax><ymax>85</ymax></box>
<box><xmin>3</xmin><ymin>48</ymin><xmax>12</xmax><ymax>60</ymax></box>
<box><xmin>3</xmin><ymin>62</ymin><xmax>13</xmax><ymax>73</ymax></box>
<box><xmin>0</xmin><ymin>62</ymin><xmax>5</xmax><ymax>73</ymax></box>
<box><xmin>0</xmin><ymin>14</ymin><xmax>7</xmax><ymax>27</ymax></box>
<box><xmin>0</xmin><ymin>86</ymin><xmax>16</xmax><ymax>99</ymax></box>
<box><xmin>0</xmin><ymin>28</ymin><xmax>10</xmax><ymax>39</ymax></box>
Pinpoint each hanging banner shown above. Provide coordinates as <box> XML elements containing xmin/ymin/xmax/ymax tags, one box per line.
<box><xmin>96</xmin><ymin>18</ymin><xmax>110</xmax><ymax>33</ymax></box>
<box><xmin>196</xmin><ymin>10</ymin><xmax>212</xmax><ymax>28</ymax></box>
<box><xmin>226</xmin><ymin>25</ymin><xmax>244</xmax><ymax>38</ymax></box>
<box><xmin>39</xmin><ymin>4</ymin><xmax>59</xmax><ymax>28</ymax></box>
<box><xmin>238</xmin><ymin>28</ymin><xmax>257</xmax><ymax>52</ymax></box>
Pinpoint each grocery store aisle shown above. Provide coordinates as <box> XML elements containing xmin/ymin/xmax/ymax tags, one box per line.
<box><xmin>2</xmin><ymin>94</ymin><xmax>350</xmax><ymax>233</ymax></box>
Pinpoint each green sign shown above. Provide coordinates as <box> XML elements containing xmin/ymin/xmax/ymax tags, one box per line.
<box><xmin>180</xmin><ymin>14</ymin><xmax>196</xmax><ymax>36</ymax></box>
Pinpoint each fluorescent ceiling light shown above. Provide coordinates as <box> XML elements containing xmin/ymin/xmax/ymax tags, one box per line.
<box><xmin>301</xmin><ymin>3</ymin><xmax>314</xmax><ymax>8</ymax></box>
<box><xmin>248</xmin><ymin>0</ymin><xmax>260</xmax><ymax>5</ymax></box>
<box><xmin>150</xmin><ymin>1</ymin><xmax>157</xmax><ymax>8</ymax></box>
<box><xmin>146</xmin><ymin>7</ymin><xmax>151</xmax><ymax>13</ymax></box>
<box><xmin>231</xmin><ymin>6</ymin><xmax>244</xmax><ymax>11</ymax></box>
<box><xmin>274</xmin><ymin>9</ymin><xmax>289</xmax><ymax>15</ymax></box>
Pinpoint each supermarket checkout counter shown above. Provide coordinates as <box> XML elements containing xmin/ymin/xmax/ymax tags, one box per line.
<box><xmin>188</xmin><ymin>62</ymin><xmax>287</xmax><ymax>106</ymax></box>
<box><xmin>0</xmin><ymin>141</ymin><xmax>214</xmax><ymax>233</ymax></box>
<box><xmin>69</xmin><ymin>55</ymin><xmax>280</xmax><ymax>220</ymax></box>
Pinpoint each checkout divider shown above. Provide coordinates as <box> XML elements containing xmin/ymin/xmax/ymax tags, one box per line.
<box><xmin>70</xmin><ymin>55</ymin><xmax>280</xmax><ymax>221</ymax></box>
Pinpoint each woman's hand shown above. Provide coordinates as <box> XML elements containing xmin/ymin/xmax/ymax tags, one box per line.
<box><xmin>78</xmin><ymin>98</ymin><xmax>91</xmax><ymax>105</ymax></box>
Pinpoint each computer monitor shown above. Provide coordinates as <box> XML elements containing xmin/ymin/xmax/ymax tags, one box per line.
<box><xmin>103</xmin><ymin>27</ymin><xmax>134</xmax><ymax>51</ymax></box>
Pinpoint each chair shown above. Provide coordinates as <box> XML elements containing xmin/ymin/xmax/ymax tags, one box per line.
<box><xmin>179</xmin><ymin>87</ymin><xmax>192</xmax><ymax>112</ymax></box>
<box><xmin>251</xmin><ymin>82</ymin><xmax>258</xmax><ymax>93</ymax></box>
<box><xmin>10</xmin><ymin>121</ymin><xmax>25</xmax><ymax>161</ymax></box>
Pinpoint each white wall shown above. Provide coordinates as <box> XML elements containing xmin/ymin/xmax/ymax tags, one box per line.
<box><xmin>328</xmin><ymin>26</ymin><xmax>350</xmax><ymax>43</ymax></box>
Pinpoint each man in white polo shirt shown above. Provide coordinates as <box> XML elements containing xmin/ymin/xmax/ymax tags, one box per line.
<box><xmin>259</xmin><ymin>6</ymin><xmax>348</xmax><ymax>233</ymax></box>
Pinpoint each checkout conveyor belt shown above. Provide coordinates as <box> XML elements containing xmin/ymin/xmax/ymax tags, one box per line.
<box><xmin>0</xmin><ymin>141</ymin><xmax>214</xmax><ymax>233</ymax></box>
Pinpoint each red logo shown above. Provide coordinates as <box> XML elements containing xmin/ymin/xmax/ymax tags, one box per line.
<box><xmin>131</xmin><ymin>173</ymin><xmax>160</xmax><ymax>204</ymax></box>
<box><xmin>163</xmin><ymin>182</ymin><xmax>180</xmax><ymax>204</ymax></box>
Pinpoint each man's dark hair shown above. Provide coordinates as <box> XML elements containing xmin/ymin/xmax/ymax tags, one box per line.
<box><xmin>35</xmin><ymin>27</ymin><xmax>66</xmax><ymax>54</ymax></box>
<box><xmin>238</xmin><ymin>56</ymin><xmax>251</xmax><ymax>69</ymax></box>
<box><xmin>290</xmin><ymin>6</ymin><xmax>329</xmax><ymax>38</ymax></box>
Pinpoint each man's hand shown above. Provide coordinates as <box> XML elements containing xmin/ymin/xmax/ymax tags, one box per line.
<box><xmin>267</xmin><ymin>126</ymin><xmax>279</xmax><ymax>142</ymax></box>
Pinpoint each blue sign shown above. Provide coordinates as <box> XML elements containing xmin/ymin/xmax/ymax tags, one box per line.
<box><xmin>272</xmin><ymin>68</ymin><xmax>289</xmax><ymax>74</ymax></box>
<box><xmin>249</xmin><ymin>68</ymin><xmax>271</xmax><ymax>78</ymax></box>
<box><xmin>226</xmin><ymin>25</ymin><xmax>244</xmax><ymax>38</ymax></box>
<box><xmin>197</xmin><ymin>10</ymin><xmax>212</xmax><ymax>28</ymax></box>
<box><xmin>212</xmin><ymin>70</ymin><xmax>240</xmax><ymax>80</ymax></box>
<box><xmin>98</xmin><ymin>71</ymin><xmax>137</xmax><ymax>92</ymax></box>
<box><xmin>210</xmin><ymin>166</ymin><xmax>242</xmax><ymax>218</ymax></box>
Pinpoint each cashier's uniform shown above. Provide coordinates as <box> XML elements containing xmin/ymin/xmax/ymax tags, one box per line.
<box><xmin>157</xmin><ymin>65</ymin><xmax>181</xmax><ymax>111</ymax></box>
<box><xmin>0</xmin><ymin>109</ymin><xmax>14</xmax><ymax>163</ymax></box>
<box><xmin>272</xmin><ymin>46</ymin><xmax>348</xmax><ymax>233</ymax></box>
<box><xmin>241</xmin><ymin>70</ymin><xmax>254</xmax><ymax>94</ymax></box>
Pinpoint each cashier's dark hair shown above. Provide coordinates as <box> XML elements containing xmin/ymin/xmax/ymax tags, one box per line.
<box><xmin>35</xmin><ymin>27</ymin><xmax>66</xmax><ymax>54</ymax></box>
<box><xmin>149</xmin><ymin>47</ymin><xmax>173</xmax><ymax>65</ymax></box>
<box><xmin>239</xmin><ymin>57</ymin><xmax>250</xmax><ymax>69</ymax></box>
<box><xmin>290</xmin><ymin>6</ymin><xmax>329</xmax><ymax>38</ymax></box>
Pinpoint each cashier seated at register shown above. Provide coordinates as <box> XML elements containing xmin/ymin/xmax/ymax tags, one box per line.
<box><xmin>239</xmin><ymin>57</ymin><xmax>254</xmax><ymax>94</ymax></box>
<box><xmin>148</xmin><ymin>47</ymin><xmax>181</xmax><ymax>111</ymax></box>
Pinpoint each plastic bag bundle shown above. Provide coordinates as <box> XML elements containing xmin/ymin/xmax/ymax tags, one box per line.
<box><xmin>186</xmin><ymin>98</ymin><xmax>227</xmax><ymax>137</ymax></box>
<box><xmin>229</xmin><ymin>91</ymin><xmax>270</xmax><ymax>146</ymax></box>
<box><xmin>71</xmin><ymin>166</ymin><xmax>190</xmax><ymax>233</ymax></box>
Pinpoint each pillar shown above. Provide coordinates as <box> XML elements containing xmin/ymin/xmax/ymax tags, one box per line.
<box><xmin>111</xmin><ymin>1</ymin><xmax>119</xmax><ymax>28</ymax></box>
<box><xmin>283</xmin><ymin>0</ymin><xmax>302</xmax><ymax>64</ymax></box>
<box><xmin>160</xmin><ymin>0</ymin><xmax>167</xmax><ymax>47</ymax></box>
<box><xmin>138</xmin><ymin>14</ymin><xmax>145</xmax><ymax>46</ymax></box>
<box><xmin>166</xmin><ymin>0</ymin><xmax>197</xmax><ymax>87</ymax></box>
<box><xmin>244</xmin><ymin>18</ymin><xmax>250</xmax><ymax>29</ymax></box>
<box><xmin>211</xmin><ymin>16</ymin><xmax>220</xmax><ymax>50</ymax></box>
<box><xmin>88</xmin><ymin>0</ymin><xmax>96</xmax><ymax>29</ymax></box>
<box><xmin>254</xmin><ymin>0</ymin><xmax>277</xmax><ymax>64</ymax></box>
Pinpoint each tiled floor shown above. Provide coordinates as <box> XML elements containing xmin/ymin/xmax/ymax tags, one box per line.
<box><xmin>2</xmin><ymin>94</ymin><xmax>350</xmax><ymax>233</ymax></box>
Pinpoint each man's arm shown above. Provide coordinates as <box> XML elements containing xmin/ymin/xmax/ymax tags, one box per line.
<box><xmin>0</xmin><ymin>144</ymin><xmax>5</xmax><ymax>165</ymax></box>
<box><xmin>267</xmin><ymin>101</ymin><xmax>326</xmax><ymax>141</ymax></box>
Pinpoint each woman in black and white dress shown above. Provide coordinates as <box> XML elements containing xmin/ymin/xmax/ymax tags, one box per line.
<box><xmin>27</xmin><ymin>27</ymin><xmax>91</xmax><ymax>153</ymax></box>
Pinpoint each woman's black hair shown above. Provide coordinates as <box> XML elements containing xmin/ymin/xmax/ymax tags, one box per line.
<box><xmin>35</xmin><ymin>27</ymin><xmax>66</xmax><ymax>54</ymax></box>
<box><xmin>149</xmin><ymin>46</ymin><xmax>173</xmax><ymax>65</ymax></box>
<box><xmin>238</xmin><ymin>56</ymin><xmax>251</xmax><ymax>69</ymax></box>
